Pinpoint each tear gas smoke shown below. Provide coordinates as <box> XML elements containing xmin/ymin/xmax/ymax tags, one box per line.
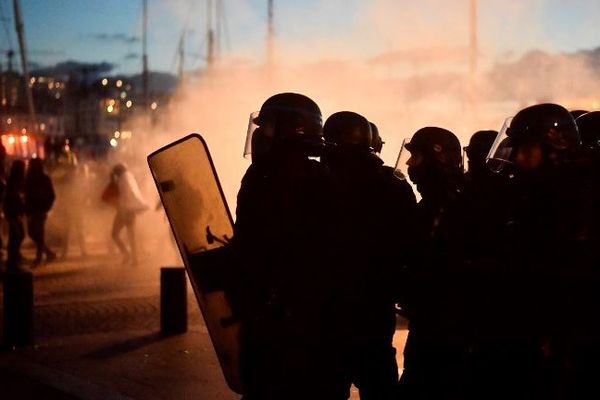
<box><xmin>83</xmin><ymin>0</ymin><xmax>600</xmax><ymax>268</ymax></box>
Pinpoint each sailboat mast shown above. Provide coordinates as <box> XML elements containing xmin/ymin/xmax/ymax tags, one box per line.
<box><xmin>13</xmin><ymin>0</ymin><xmax>36</xmax><ymax>129</ymax></box>
<box><xmin>267</xmin><ymin>0</ymin><xmax>274</xmax><ymax>65</ymax></box>
<box><xmin>207</xmin><ymin>0</ymin><xmax>215</xmax><ymax>66</ymax></box>
<box><xmin>142</xmin><ymin>0</ymin><xmax>149</xmax><ymax>108</ymax></box>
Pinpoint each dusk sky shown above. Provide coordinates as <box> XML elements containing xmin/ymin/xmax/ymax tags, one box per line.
<box><xmin>4</xmin><ymin>0</ymin><xmax>600</xmax><ymax>75</ymax></box>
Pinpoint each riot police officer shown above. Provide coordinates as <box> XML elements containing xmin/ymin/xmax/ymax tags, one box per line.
<box><xmin>483</xmin><ymin>103</ymin><xmax>596</xmax><ymax>399</ymax></box>
<box><xmin>464</xmin><ymin>130</ymin><xmax>497</xmax><ymax>183</ymax></box>
<box><xmin>397</xmin><ymin>127</ymin><xmax>471</xmax><ymax>399</ymax></box>
<box><xmin>321</xmin><ymin>112</ymin><xmax>416</xmax><ymax>400</ymax></box>
<box><xmin>569</xmin><ymin>110</ymin><xmax>600</xmax><ymax>399</ymax></box>
<box><xmin>233</xmin><ymin>93</ymin><xmax>346</xmax><ymax>400</ymax></box>
<box><xmin>461</xmin><ymin>130</ymin><xmax>508</xmax><ymax>304</ymax></box>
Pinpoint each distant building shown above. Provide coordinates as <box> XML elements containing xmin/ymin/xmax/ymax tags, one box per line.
<box><xmin>0</xmin><ymin>66</ymin><xmax>175</xmax><ymax>159</ymax></box>
<box><xmin>0</xmin><ymin>72</ymin><xmax>67</xmax><ymax>158</ymax></box>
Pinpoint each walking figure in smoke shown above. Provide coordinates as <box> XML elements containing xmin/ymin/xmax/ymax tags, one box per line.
<box><xmin>25</xmin><ymin>158</ymin><xmax>57</xmax><ymax>267</ymax></box>
<box><xmin>106</xmin><ymin>163</ymin><xmax>148</xmax><ymax>265</ymax></box>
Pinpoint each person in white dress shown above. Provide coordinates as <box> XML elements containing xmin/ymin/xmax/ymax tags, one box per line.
<box><xmin>109</xmin><ymin>163</ymin><xmax>148</xmax><ymax>265</ymax></box>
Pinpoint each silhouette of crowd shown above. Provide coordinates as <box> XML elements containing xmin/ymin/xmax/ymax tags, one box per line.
<box><xmin>0</xmin><ymin>145</ymin><xmax>152</xmax><ymax>272</ymax></box>
<box><xmin>0</xmin><ymin>152</ymin><xmax>57</xmax><ymax>271</ymax></box>
<box><xmin>229</xmin><ymin>92</ymin><xmax>600</xmax><ymax>400</ymax></box>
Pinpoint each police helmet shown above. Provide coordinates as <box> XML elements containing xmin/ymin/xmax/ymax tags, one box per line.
<box><xmin>570</xmin><ymin>109</ymin><xmax>589</xmax><ymax>120</ymax></box>
<box><xmin>575</xmin><ymin>111</ymin><xmax>600</xmax><ymax>151</ymax></box>
<box><xmin>323</xmin><ymin>111</ymin><xmax>372</xmax><ymax>151</ymax></box>
<box><xmin>244</xmin><ymin>92</ymin><xmax>324</xmax><ymax>158</ymax></box>
<box><xmin>405</xmin><ymin>126</ymin><xmax>462</xmax><ymax>168</ymax></box>
<box><xmin>466</xmin><ymin>130</ymin><xmax>498</xmax><ymax>161</ymax></box>
<box><xmin>487</xmin><ymin>103</ymin><xmax>580</xmax><ymax>172</ymax></box>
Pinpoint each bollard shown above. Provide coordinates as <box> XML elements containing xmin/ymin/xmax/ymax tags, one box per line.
<box><xmin>3</xmin><ymin>271</ymin><xmax>34</xmax><ymax>347</ymax></box>
<box><xmin>160</xmin><ymin>267</ymin><xmax>187</xmax><ymax>335</ymax></box>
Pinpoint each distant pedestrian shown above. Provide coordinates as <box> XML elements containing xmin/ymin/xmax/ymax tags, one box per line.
<box><xmin>25</xmin><ymin>158</ymin><xmax>57</xmax><ymax>267</ymax></box>
<box><xmin>104</xmin><ymin>164</ymin><xmax>148</xmax><ymax>265</ymax></box>
<box><xmin>4</xmin><ymin>160</ymin><xmax>26</xmax><ymax>271</ymax></box>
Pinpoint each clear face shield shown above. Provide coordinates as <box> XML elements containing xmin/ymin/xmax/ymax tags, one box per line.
<box><xmin>244</xmin><ymin>111</ymin><xmax>275</xmax><ymax>159</ymax></box>
<box><xmin>244</xmin><ymin>109</ymin><xmax>324</xmax><ymax>159</ymax></box>
<box><xmin>393</xmin><ymin>137</ymin><xmax>412</xmax><ymax>180</ymax></box>
<box><xmin>486</xmin><ymin>117</ymin><xmax>515</xmax><ymax>174</ymax></box>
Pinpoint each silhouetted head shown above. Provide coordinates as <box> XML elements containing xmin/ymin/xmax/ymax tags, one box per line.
<box><xmin>404</xmin><ymin>126</ymin><xmax>462</xmax><ymax>198</ymax></box>
<box><xmin>28</xmin><ymin>157</ymin><xmax>44</xmax><ymax>177</ymax></box>
<box><xmin>488</xmin><ymin>103</ymin><xmax>580</xmax><ymax>174</ymax></box>
<box><xmin>465</xmin><ymin>130</ymin><xmax>497</xmax><ymax>175</ymax></box>
<box><xmin>245</xmin><ymin>92</ymin><xmax>324</xmax><ymax>160</ymax></box>
<box><xmin>323</xmin><ymin>111</ymin><xmax>372</xmax><ymax>151</ymax></box>
<box><xmin>570</xmin><ymin>109</ymin><xmax>588</xmax><ymax>120</ymax></box>
<box><xmin>405</xmin><ymin>127</ymin><xmax>462</xmax><ymax>168</ymax></box>
<box><xmin>8</xmin><ymin>159</ymin><xmax>25</xmax><ymax>186</ymax></box>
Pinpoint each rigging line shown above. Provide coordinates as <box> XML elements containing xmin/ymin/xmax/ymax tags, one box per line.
<box><xmin>170</xmin><ymin>0</ymin><xmax>194</xmax><ymax>74</ymax></box>
<box><xmin>190</xmin><ymin>36</ymin><xmax>208</xmax><ymax>68</ymax></box>
<box><xmin>215</xmin><ymin>0</ymin><xmax>221</xmax><ymax>57</ymax></box>
<box><xmin>182</xmin><ymin>0</ymin><xmax>194</xmax><ymax>31</ymax></box>
<box><xmin>220</xmin><ymin>0</ymin><xmax>231</xmax><ymax>52</ymax></box>
<box><xmin>125</xmin><ymin>0</ymin><xmax>143</xmax><ymax>66</ymax></box>
<box><xmin>0</xmin><ymin>0</ymin><xmax>14</xmax><ymax>49</ymax></box>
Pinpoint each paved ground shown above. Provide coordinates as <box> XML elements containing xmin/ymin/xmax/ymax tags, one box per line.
<box><xmin>0</xmin><ymin>240</ymin><xmax>408</xmax><ymax>399</ymax></box>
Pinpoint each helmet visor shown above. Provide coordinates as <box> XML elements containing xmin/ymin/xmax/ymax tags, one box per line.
<box><xmin>244</xmin><ymin>108</ymin><xmax>325</xmax><ymax>158</ymax></box>
<box><xmin>244</xmin><ymin>111</ymin><xmax>274</xmax><ymax>158</ymax></box>
<box><xmin>486</xmin><ymin>117</ymin><xmax>514</xmax><ymax>173</ymax></box>
<box><xmin>393</xmin><ymin>137</ymin><xmax>411</xmax><ymax>180</ymax></box>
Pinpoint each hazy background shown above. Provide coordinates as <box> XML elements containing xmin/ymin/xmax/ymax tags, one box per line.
<box><xmin>12</xmin><ymin>0</ymin><xmax>600</xmax><ymax>252</ymax></box>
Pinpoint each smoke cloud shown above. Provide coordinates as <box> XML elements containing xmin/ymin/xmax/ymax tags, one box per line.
<box><xmin>97</xmin><ymin>0</ymin><xmax>600</xmax><ymax>267</ymax></box>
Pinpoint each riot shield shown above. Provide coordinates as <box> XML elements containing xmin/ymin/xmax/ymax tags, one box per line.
<box><xmin>147</xmin><ymin>134</ymin><xmax>242</xmax><ymax>394</ymax></box>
